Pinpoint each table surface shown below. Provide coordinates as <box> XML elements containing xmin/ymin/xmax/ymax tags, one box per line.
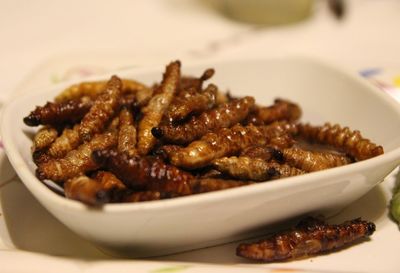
<box><xmin>1</xmin><ymin>1</ymin><xmax>400</xmax><ymax>272</ymax></box>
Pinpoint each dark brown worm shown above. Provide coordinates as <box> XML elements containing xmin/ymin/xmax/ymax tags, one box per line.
<box><xmin>36</xmin><ymin>131</ymin><xmax>117</xmax><ymax>183</ymax></box>
<box><xmin>165</xmin><ymin>83</ymin><xmax>217</xmax><ymax>123</ymax></box>
<box><xmin>23</xmin><ymin>98</ymin><xmax>92</xmax><ymax>127</ymax></box>
<box><xmin>282</xmin><ymin>147</ymin><xmax>353</xmax><ymax>172</ymax></box>
<box><xmin>298</xmin><ymin>123</ymin><xmax>384</xmax><ymax>161</ymax></box>
<box><xmin>169</xmin><ymin>122</ymin><xmax>298</xmax><ymax>169</ymax></box>
<box><xmin>137</xmin><ymin>61</ymin><xmax>181</xmax><ymax>155</ymax></box>
<box><xmin>236</xmin><ymin>217</ymin><xmax>375</xmax><ymax>262</ymax></box>
<box><xmin>153</xmin><ymin>96</ymin><xmax>255</xmax><ymax>145</ymax></box>
<box><xmin>122</xmin><ymin>191</ymin><xmax>179</xmax><ymax>203</ymax></box>
<box><xmin>92</xmin><ymin>149</ymin><xmax>194</xmax><ymax>195</ymax></box>
<box><xmin>213</xmin><ymin>156</ymin><xmax>304</xmax><ymax>181</ymax></box>
<box><xmin>79</xmin><ymin>75</ymin><xmax>122</xmax><ymax>142</ymax></box>
<box><xmin>245</xmin><ymin>99</ymin><xmax>302</xmax><ymax>125</ymax></box>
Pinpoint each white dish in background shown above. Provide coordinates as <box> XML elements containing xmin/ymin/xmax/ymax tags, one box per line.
<box><xmin>2</xmin><ymin>58</ymin><xmax>400</xmax><ymax>258</ymax></box>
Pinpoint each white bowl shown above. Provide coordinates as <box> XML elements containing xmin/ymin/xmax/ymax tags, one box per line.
<box><xmin>2</xmin><ymin>58</ymin><xmax>400</xmax><ymax>257</ymax></box>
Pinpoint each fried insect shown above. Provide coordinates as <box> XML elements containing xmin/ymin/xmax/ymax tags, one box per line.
<box><xmin>213</xmin><ymin>156</ymin><xmax>305</xmax><ymax>181</ymax></box>
<box><xmin>153</xmin><ymin>96</ymin><xmax>255</xmax><ymax>145</ymax></box>
<box><xmin>169</xmin><ymin>122</ymin><xmax>298</xmax><ymax>169</ymax></box>
<box><xmin>240</xmin><ymin>145</ymin><xmax>280</xmax><ymax>162</ymax></box>
<box><xmin>78</xmin><ymin>75</ymin><xmax>122</xmax><ymax>142</ymax></box>
<box><xmin>298</xmin><ymin>123</ymin><xmax>384</xmax><ymax>161</ymax></box>
<box><xmin>180</xmin><ymin>68</ymin><xmax>214</xmax><ymax>92</ymax></box>
<box><xmin>55</xmin><ymin>78</ymin><xmax>151</xmax><ymax>104</ymax></box>
<box><xmin>48</xmin><ymin>124</ymin><xmax>80</xmax><ymax>158</ymax></box>
<box><xmin>32</xmin><ymin>126</ymin><xmax>58</xmax><ymax>152</ymax></box>
<box><xmin>236</xmin><ymin>217</ymin><xmax>375</xmax><ymax>262</ymax></box>
<box><xmin>92</xmin><ymin>149</ymin><xmax>194</xmax><ymax>195</ymax></box>
<box><xmin>23</xmin><ymin>98</ymin><xmax>92</xmax><ymax>127</ymax></box>
<box><xmin>165</xmin><ymin>83</ymin><xmax>217</xmax><ymax>123</ymax></box>
<box><xmin>137</xmin><ymin>61</ymin><xmax>181</xmax><ymax>155</ymax></box>
<box><xmin>281</xmin><ymin>147</ymin><xmax>353</xmax><ymax>172</ymax></box>
<box><xmin>246</xmin><ymin>99</ymin><xmax>302</xmax><ymax>125</ymax></box>
<box><xmin>64</xmin><ymin>175</ymin><xmax>109</xmax><ymax>206</ymax></box>
<box><xmin>94</xmin><ymin>171</ymin><xmax>126</xmax><ymax>191</ymax></box>
<box><xmin>36</xmin><ymin>131</ymin><xmax>117</xmax><ymax>183</ymax></box>
<box><xmin>192</xmin><ymin>178</ymin><xmax>253</xmax><ymax>193</ymax></box>
<box><xmin>117</xmin><ymin>107</ymin><xmax>137</xmax><ymax>157</ymax></box>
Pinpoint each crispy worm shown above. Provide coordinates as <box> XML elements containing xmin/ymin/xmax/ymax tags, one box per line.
<box><xmin>94</xmin><ymin>171</ymin><xmax>126</xmax><ymax>191</ymax></box>
<box><xmin>78</xmin><ymin>75</ymin><xmax>122</xmax><ymax>142</ymax></box>
<box><xmin>298</xmin><ymin>123</ymin><xmax>384</xmax><ymax>161</ymax></box>
<box><xmin>179</xmin><ymin>68</ymin><xmax>214</xmax><ymax>92</ymax></box>
<box><xmin>117</xmin><ymin>107</ymin><xmax>137</xmax><ymax>157</ymax></box>
<box><xmin>36</xmin><ymin>131</ymin><xmax>117</xmax><ymax>183</ymax></box>
<box><xmin>236</xmin><ymin>217</ymin><xmax>375</xmax><ymax>262</ymax></box>
<box><xmin>92</xmin><ymin>149</ymin><xmax>194</xmax><ymax>195</ymax></box>
<box><xmin>165</xmin><ymin>83</ymin><xmax>217</xmax><ymax>122</ymax></box>
<box><xmin>32</xmin><ymin>126</ymin><xmax>58</xmax><ymax>152</ymax></box>
<box><xmin>213</xmin><ymin>156</ymin><xmax>305</xmax><ymax>181</ymax></box>
<box><xmin>153</xmin><ymin>96</ymin><xmax>255</xmax><ymax>145</ymax></box>
<box><xmin>282</xmin><ymin>147</ymin><xmax>353</xmax><ymax>172</ymax></box>
<box><xmin>246</xmin><ymin>99</ymin><xmax>302</xmax><ymax>125</ymax></box>
<box><xmin>169</xmin><ymin>122</ymin><xmax>298</xmax><ymax>169</ymax></box>
<box><xmin>23</xmin><ymin>98</ymin><xmax>92</xmax><ymax>127</ymax></box>
<box><xmin>48</xmin><ymin>124</ymin><xmax>80</xmax><ymax>158</ymax></box>
<box><xmin>64</xmin><ymin>175</ymin><xmax>109</xmax><ymax>206</ymax></box>
<box><xmin>240</xmin><ymin>145</ymin><xmax>281</xmax><ymax>162</ymax></box>
<box><xmin>55</xmin><ymin>79</ymin><xmax>151</xmax><ymax>104</ymax></box>
<box><xmin>137</xmin><ymin>61</ymin><xmax>180</xmax><ymax>155</ymax></box>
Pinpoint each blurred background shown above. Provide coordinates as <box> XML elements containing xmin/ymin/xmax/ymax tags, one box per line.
<box><xmin>0</xmin><ymin>0</ymin><xmax>399</xmax><ymax>99</ymax></box>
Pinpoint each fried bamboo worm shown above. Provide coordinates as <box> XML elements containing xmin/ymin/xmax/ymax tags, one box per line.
<box><xmin>48</xmin><ymin>124</ymin><xmax>80</xmax><ymax>158</ymax></box>
<box><xmin>165</xmin><ymin>83</ymin><xmax>217</xmax><ymax>123</ymax></box>
<box><xmin>32</xmin><ymin>126</ymin><xmax>58</xmax><ymax>152</ymax></box>
<box><xmin>213</xmin><ymin>156</ymin><xmax>305</xmax><ymax>181</ymax></box>
<box><xmin>94</xmin><ymin>170</ymin><xmax>126</xmax><ymax>191</ymax></box>
<box><xmin>298</xmin><ymin>123</ymin><xmax>384</xmax><ymax>161</ymax></box>
<box><xmin>117</xmin><ymin>107</ymin><xmax>137</xmax><ymax>157</ymax></box>
<box><xmin>79</xmin><ymin>75</ymin><xmax>122</xmax><ymax>142</ymax></box>
<box><xmin>281</xmin><ymin>147</ymin><xmax>353</xmax><ymax>172</ymax></box>
<box><xmin>137</xmin><ymin>61</ymin><xmax>181</xmax><ymax>155</ymax></box>
<box><xmin>246</xmin><ymin>99</ymin><xmax>302</xmax><ymax>125</ymax></box>
<box><xmin>192</xmin><ymin>178</ymin><xmax>253</xmax><ymax>193</ymax></box>
<box><xmin>54</xmin><ymin>78</ymin><xmax>151</xmax><ymax>104</ymax></box>
<box><xmin>169</xmin><ymin>122</ymin><xmax>298</xmax><ymax>169</ymax></box>
<box><xmin>92</xmin><ymin>149</ymin><xmax>194</xmax><ymax>195</ymax></box>
<box><xmin>180</xmin><ymin>68</ymin><xmax>214</xmax><ymax>92</ymax></box>
<box><xmin>36</xmin><ymin>131</ymin><xmax>117</xmax><ymax>183</ymax></box>
<box><xmin>240</xmin><ymin>145</ymin><xmax>282</xmax><ymax>162</ymax></box>
<box><xmin>64</xmin><ymin>175</ymin><xmax>109</xmax><ymax>206</ymax></box>
<box><xmin>236</xmin><ymin>217</ymin><xmax>375</xmax><ymax>262</ymax></box>
<box><xmin>23</xmin><ymin>98</ymin><xmax>92</xmax><ymax>127</ymax></box>
<box><xmin>153</xmin><ymin>96</ymin><xmax>255</xmax><ymax>145</ymax></box>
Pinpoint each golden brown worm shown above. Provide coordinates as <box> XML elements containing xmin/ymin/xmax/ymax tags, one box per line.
<box><xmin>54</xmin><ymin>78</ymin><xmax>151</xmax><ymax>104</ymax></box>
<box><xmin>213</xmin><ymin>156</ymin><xmax>305</xmax><ymax>181</ymax></box>
<box><xmin>153</xmin><ymin>96</ymin><xmax>255</xmax><ymax>145</ymax></box>
<box><xmin>92</xmin><ymin>149</ymin><xmax>194</xmax><ymax>195</ymax></box>
<box><xmin>245</xmin><ymin>98</ymin><xmax>302</xmax><ymax>125</ymax></box>
<box><xmin>192</xmin><ymin>178</ymin><xmax>254</xmax><ymax>193</ymax></box>
<box><xmin>282</xmin><ymin>147</ymin><xmax>353</xmax><ymax>172</ymax></box>
<box><xmin>23</xmin><ymin>98</ymin><xmax>92</xmax><ymax>127</ymax></box>
<box><xmin>137</xmin><ymin>60</ymin><xmax>181</xmax><ymax>155</ymax></box>
<box><xmin>36</xmin><ymin>131</ymin><xmax>117</xmax><ymax>183</ymax></box>
<box><xmin>169</xmin><ymin>122</ymin><xmax>298</xmax><ymax>169</ymax></box>
<box><xmin>240</xmin><ymin>145</ymin><xmax>280</xmax><ymax>162</ymax></box>
<box><xmin>236</xmin><ymin>217</ymin><xmax>375</xmax><ymax>262</ymax></box>
<box><xmin>165</xmin><ymin>83</ymin><xmax>217</xmax><ymax>123</ymax></box>
<box><xmin>48</xmin><ymin>124</ymin><xmax>81</xmax><ymax>158</ymax></box>
<box><xmin>32</xmin><ymin>126</ymin><xmax>58</xmax><ymax>152</ymax></box>
<box><xmin>78</xmin><ymin>75</ymin><xmax>122</xmax><ymax>142</ymax></box>
<box><xmin>117</xmin><ymin>107</ymin><xmax>137</xmax><ymax>157</ymax></box>
<box><xmin>64</xmin><ymin>175</ymin><xmax>109</xmax><ymax>206</ymax></box>
<box><xmin>298</xmin><ymin>123</ymin><xmax>384</xmax><ymax>161</ymax></box>
<box><xmin>94</xmin><ymin>170</ymin><xmax>126</xmax><ymax>191</ymax></box>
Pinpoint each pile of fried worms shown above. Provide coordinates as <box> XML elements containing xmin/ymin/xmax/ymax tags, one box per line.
<box><xmin>24</xmin><ymin>60</ymin><xmax>381</xmax><ymax>261</ymax></box>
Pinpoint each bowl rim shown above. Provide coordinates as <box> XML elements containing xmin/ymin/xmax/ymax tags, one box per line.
<box><xmin>2</xmin><ymin>56</ymin><xmax>400</xmax><ymax>213</ymax></box>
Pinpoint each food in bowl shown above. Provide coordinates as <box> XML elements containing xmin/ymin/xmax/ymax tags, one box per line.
<box><xmin>23</xmin><ymin>60</ymin><xmax>384</xmax><ymax>207</ymax></box>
